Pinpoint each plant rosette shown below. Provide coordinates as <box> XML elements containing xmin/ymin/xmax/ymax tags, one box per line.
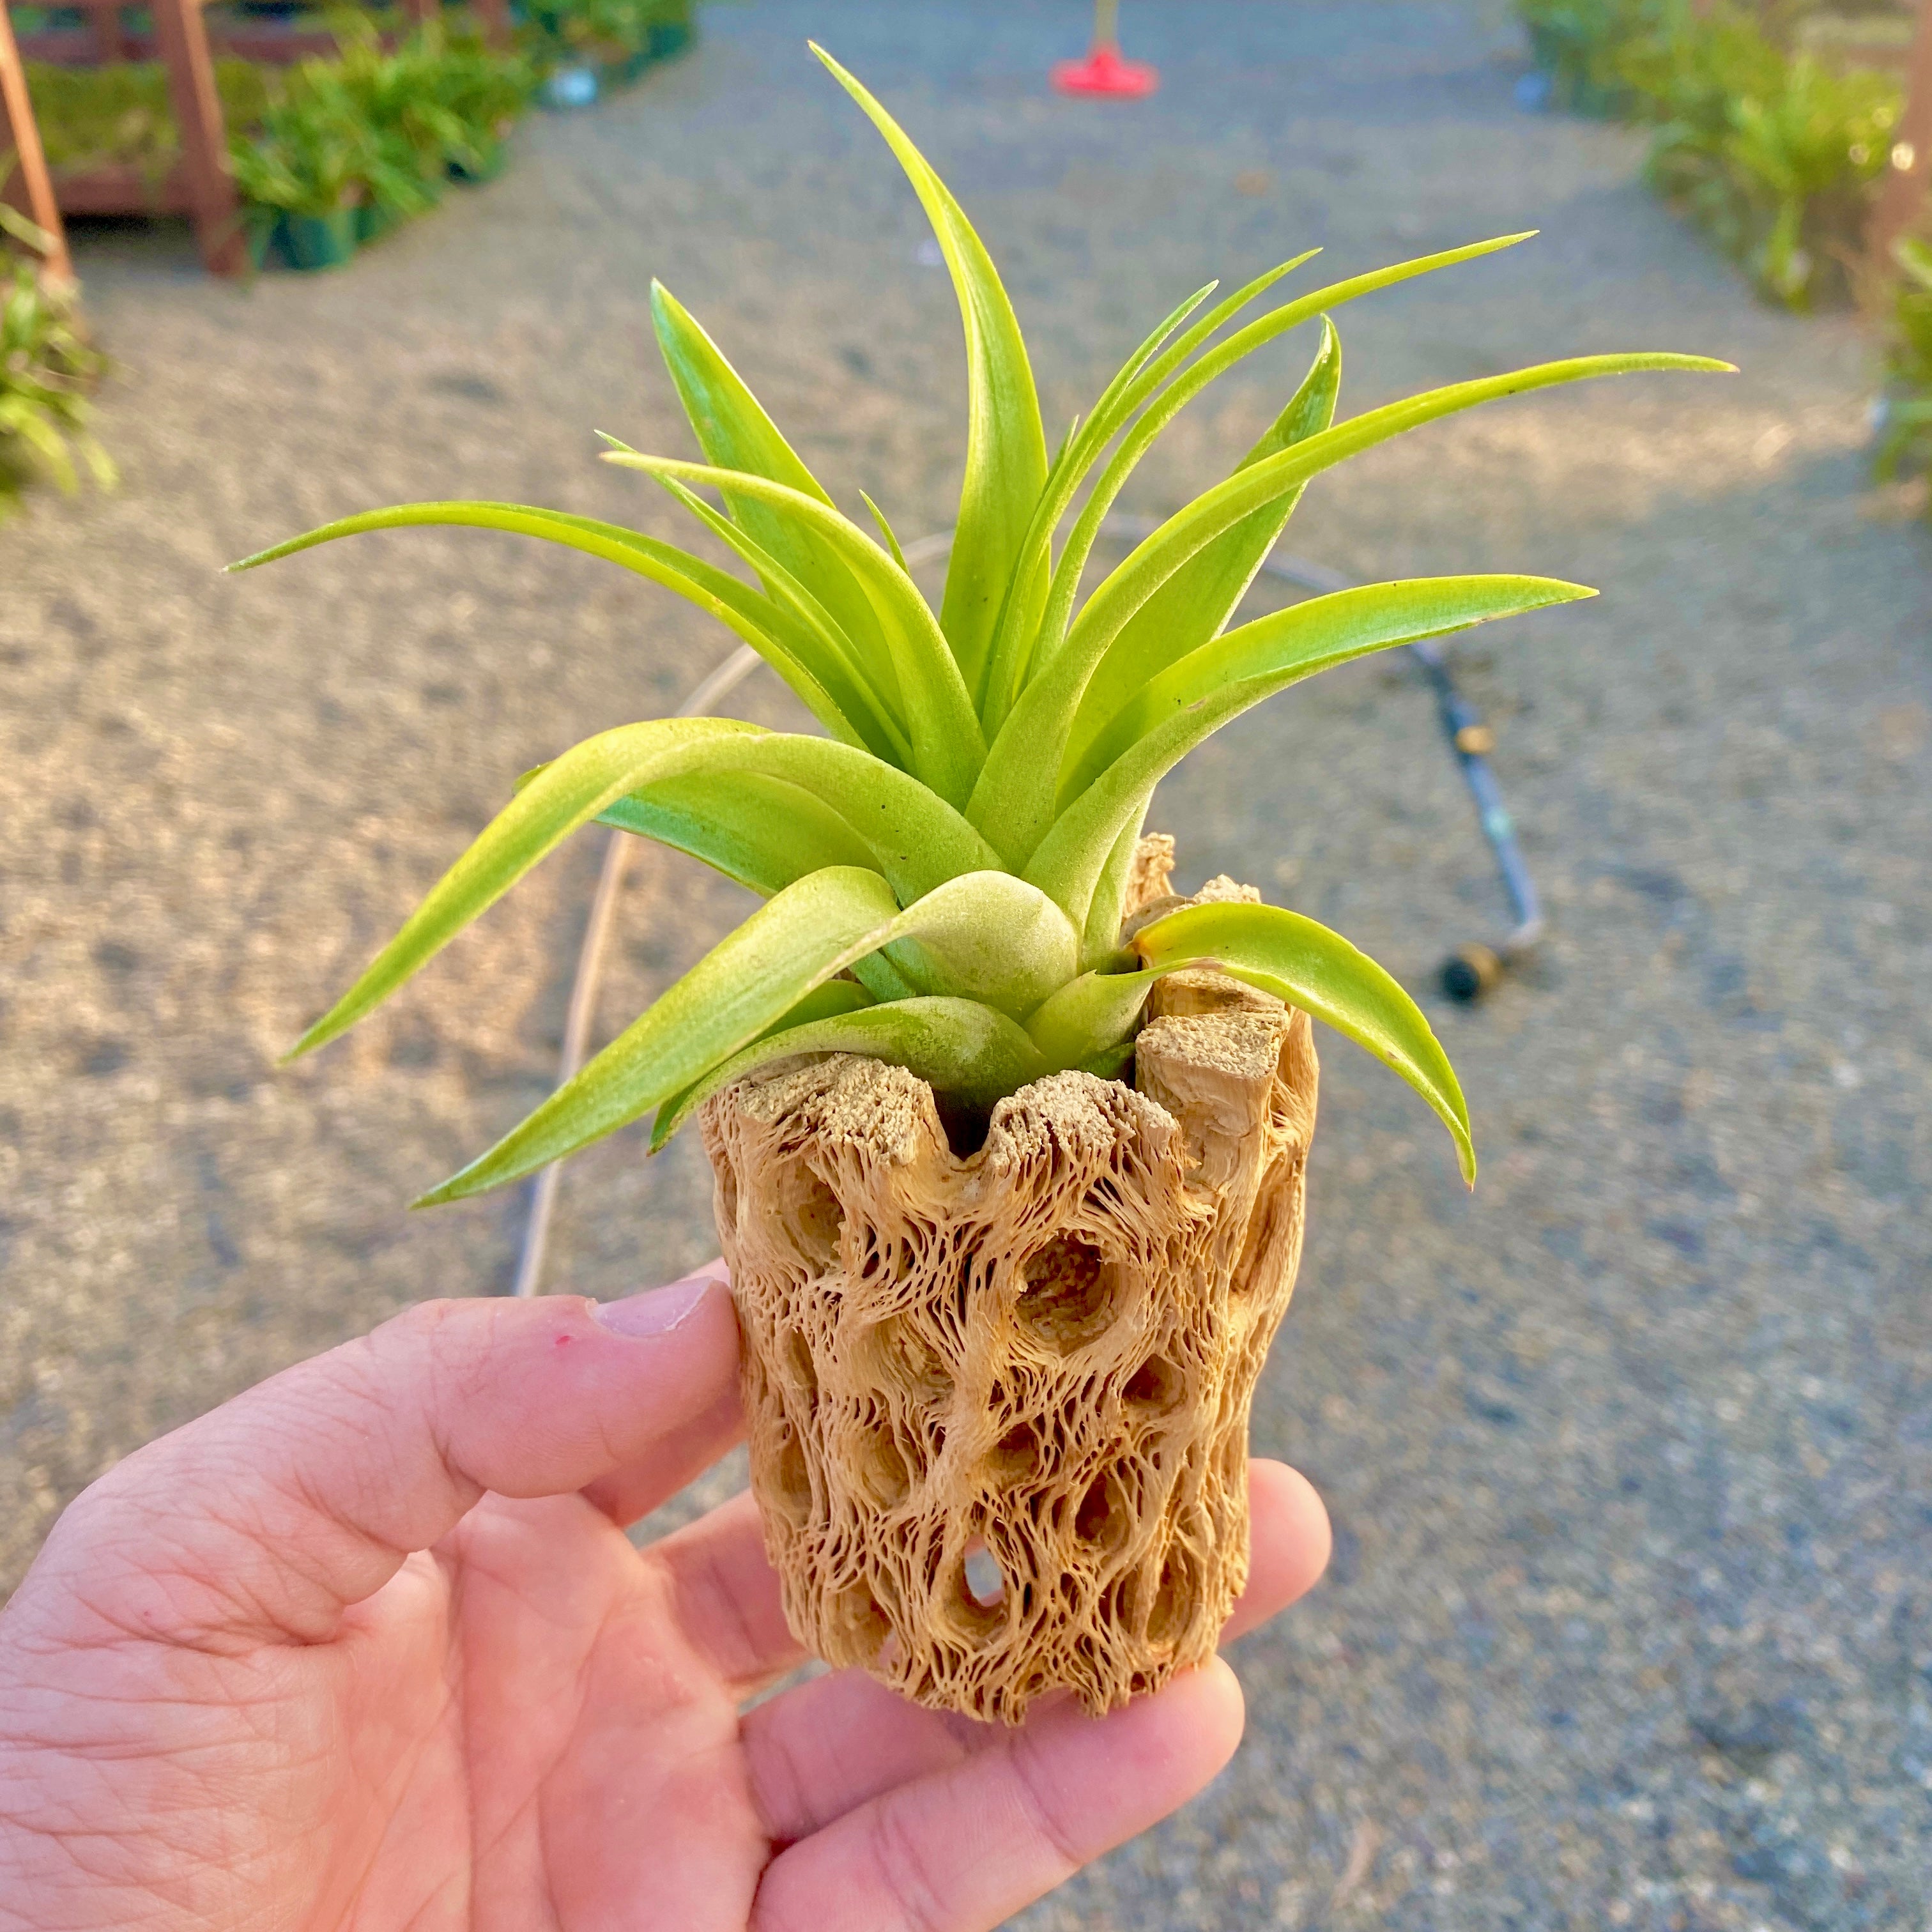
<box><xmin>234</xmin><ymin>48</ymin><xmax>1729</xmax><ymax>1721</ymax></box>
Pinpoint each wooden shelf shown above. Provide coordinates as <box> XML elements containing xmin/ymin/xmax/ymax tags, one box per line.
<box><xmin>2</xmin><ymin>0</ymin><xmax>243</xmax><ymax>272</ymax></box>
<box><xmin>50</xmin><ymin>160</ymin><xmax>192</xmax><ymax>211</ymax></box>
<box><xmin>19</xmin><ymin>24</ymin><xmax>345</xmax><ymax>59</ymax></box>
<box><xmin>1</xmin><ymin>0</ymin><xmax>72</xmax><ymax>279</ymax></box>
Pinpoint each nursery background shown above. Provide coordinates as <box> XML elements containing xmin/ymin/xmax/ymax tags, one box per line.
<box><xmin>3</xmin><ymin>1</ymin><xmax>1929</xmax><ymax>1928</ymax></box>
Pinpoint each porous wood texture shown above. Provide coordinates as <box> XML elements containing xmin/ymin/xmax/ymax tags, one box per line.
<box><xmin>699</xmin><ymin>854</ymin><xmax>1319</xmax><ymax>1722</ymax></box>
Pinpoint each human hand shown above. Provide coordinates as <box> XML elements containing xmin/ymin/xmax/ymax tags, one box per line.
<box><xmin>0</xmin><ymin>1266</ymin><xmax>1330</xmax><ymax>1930</ymax></box>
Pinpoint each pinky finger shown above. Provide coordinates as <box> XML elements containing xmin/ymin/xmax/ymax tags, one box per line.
<box><xmin>749</xmin><ymin>1657</ymin><xmax>1246</xmax><ymax>1932</ymax></box>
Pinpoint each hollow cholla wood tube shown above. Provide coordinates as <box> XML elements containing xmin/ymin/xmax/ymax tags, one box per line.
<box><xmin>700</xmin><ymin>843</ymin><xmax>1319</xmax><ymax>1723</ymax></box>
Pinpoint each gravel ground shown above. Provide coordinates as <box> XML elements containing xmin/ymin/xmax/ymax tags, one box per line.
<box><xmin>4</xmin><ymin>2</ymin><xmax>1929</xmax><ymax>1927</ymax></box>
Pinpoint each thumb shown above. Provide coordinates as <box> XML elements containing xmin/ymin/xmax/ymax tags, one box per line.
<box><xmin>20</xmin><ymin>1269</ymin><xmax>738</xmax><ymax>1651</ymax></box>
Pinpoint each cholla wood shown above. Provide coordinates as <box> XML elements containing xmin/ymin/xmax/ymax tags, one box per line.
<box><xmin>700</xmin><ymin>849</ymin><xmax>1319</xmax><ymax>1723</ymax></box>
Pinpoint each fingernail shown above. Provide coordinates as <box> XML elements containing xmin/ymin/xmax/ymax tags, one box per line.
<box><xmin>591</xmin><ymin>1266</ymin><xmax>723</xmax><ymax>1338</ymax></box>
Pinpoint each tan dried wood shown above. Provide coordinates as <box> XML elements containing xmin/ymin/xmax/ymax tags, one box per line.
<box><xmin>702</xmin><ymin>843</ymin><xmax>1319</xmax><ymax>1724</ymax></box>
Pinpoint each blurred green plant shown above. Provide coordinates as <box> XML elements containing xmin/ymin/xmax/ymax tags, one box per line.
<box><xmin>327</xmin><ymin>13</ymin><xmax>533</xmax><ymax>186</ymax></box>
<box><xmin>231</xmin><ymin>17</ymin><xmax>532</xmax><ymax>222</ymax></box>
<box><xmin>1517</xmin><ymin>0</ymin><xmax>1903</xmax><ymax>309</ymax></box>
<box><xmin>227</xmin><ymin>73</ymin><xmax>377</xmax><ymax>219</ymax></box>
<box><xmin>1639</xmin><ymin>28</ymin><xmax>1897</xmax><ymax>308</ymax></box>
<box><xmin>1518</xmin><ymin>0</ymin><xmax>1661</xmax><ymax>114</ymax></box>
<box><xmin>523</xmin><ymin>0</ymin><xmax>691</xmax><ymax>74</ymax></box>
<box><xmin>1874</xmin><ymin>236</ymin><xmax>1932</xmax><ymax>516</ymax></box>
<box><xmin>0</xmin><ymin>185</ymin><xmax>115</xmax><ymax>518</ymax></box>
<box><xmin>27</xmin><ymin>13</ymin><xmax>533</xmax><ymax>236</ymax></box>
<box><xmin>26</xmin><ymin>57</ymin><xmax>273</xmax><ymax>181</ymax></box>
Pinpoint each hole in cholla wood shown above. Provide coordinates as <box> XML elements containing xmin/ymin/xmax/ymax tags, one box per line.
<box><xmin>962</xmin><ymin>1538</ymin><xmax>1004</xmax><ymax>1607</ymax></box>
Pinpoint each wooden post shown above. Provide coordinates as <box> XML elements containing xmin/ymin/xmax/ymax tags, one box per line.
<box><xmin>1871</xmin><ymin>0</ymin><xmax>1932</xmax><ymax>270</ymax></box>
<box><xmin>147</xmin><ymin>0</ymin><xmax>243</xmax><ymax>274</ymax></box>
<box><xmin>91</xmin><ymin>1</ymin><xmax>125</xmax><ymax>65</ymax></box>
<box><xmin>473</xmin><ymin>0</ymin><xmax>512</xmax><ymax>49</ymax></box>
<box><xmin>0</xmin><ymin>0</ymin><xmax>72</xmax><ymax>286</ymax></box>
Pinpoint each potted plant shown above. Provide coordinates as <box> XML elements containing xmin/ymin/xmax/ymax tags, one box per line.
<box><xmin>527</xmin><ymin>0</ymin><xmax>690</xmax><ymax>93</ymax></box>
<box><xmin>425</xmin><ymin>29</ymin><xmax>535</xmax><ymax>182</ymax></box>
<box><xmin>234</xmin><ymin>47</ymin><xmax>1724</xmax><ymax>1722</ymax></box>
<box><xmin>229</xmin><ymin>81</ymin><xmax>367</xmax><ymax>270</ymax></box>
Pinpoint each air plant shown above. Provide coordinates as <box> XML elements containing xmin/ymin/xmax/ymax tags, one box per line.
<box><xmin>232</xmin><ymin>46</ymin><xmax>1726</xmax><ymax>1199</ymax></box>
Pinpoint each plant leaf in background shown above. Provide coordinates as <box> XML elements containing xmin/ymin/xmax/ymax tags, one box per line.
<box><xmin>1519</xmin><ymin>0</ymin><xmax>1903</xmax><ymax>311</ymax></box>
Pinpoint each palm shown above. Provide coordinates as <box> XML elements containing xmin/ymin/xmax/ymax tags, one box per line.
<box><xmin>319</xmin><ymin>1494</ymin><xmax>772</xmax><ymax>1929</ymax></box>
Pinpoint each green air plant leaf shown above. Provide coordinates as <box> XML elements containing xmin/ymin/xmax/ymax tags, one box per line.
<box><xmin>1131</xmin><ymin>900</ymin><xmax>1476</xmax><ymax>1183</ymax></box>
<box><xmin>1079</xmin><ymin>799</ymin><xmax>1156</xmax><ymax>969</ymax></box>
<box><xmin>648</xmin><ymin>997</ymin><xmax>1046</xmax><ymax>1154</ymax></box>
<box><xmin>596</xmin><ymin>772</ymin><xmax>880</xmax><ymax>897</ymax></box>
<box><xmin>238</xmin><ymin>45</ymin><xmax>1732</xmax><ymax>1201</ymax></box>
<box><xmin>602</xmin><ymin>452</ymin><xmax>988</xmax><ymax>808</ymax></box>
<box><xmin>986</xmin><ymin>234</ymin><xmax>1548</xmax><ymax>726</ymax></box>
<box><xmin>290</xmin><ymin>717</ymin><xmax>1007</xmax><ymax>1059</ymax></box>
<box><xmin>1030</xmin><ymin>575</ymin><xmax>1597</xmax><ymax>938</ymax></box>
<box><xmin>645</xmin><ymin>977</ymin><xmax>877</xmax><ymax>1152</ymax></box>
<box><xmin>226</xmin><ymin>500</ymin><xmax>892</xmax><ymax>756</ymax></box>
<box><xmin>873</xmin><ymin>871</ymin><xmax>1078</xmax><ymax>1018</ymax></box>
<box><xmin>977</xmin><ymin>250</ymin><xmax>1321</xmax><ymax>724</ymax></box>
<box><xmin>646</xmin><ymin>472</ymin><xmax>914</xmax><ymax>763</ymax></box>
<box><xmin>649</xmin><ymin>279</ymin><xmax>896</xmax><ymax>683</ymax></box>
<box><xmin>418</xmin><ymin>871</ymin><xmax>1069</xmax><ymax>1201</ymax></box>
<box><xmin>972</xmin><ymin>348</ymin><xmax>1732</xmax><ymax>868</ymax></box>
<box><xmin>1062</xmin><ymin>316</ymin><xmax>1343</xmax><ymax>776</ymax></box>
<box><xmin>285</xmin><ymin>716</ymin><xmax>763</xmax><ymax>1058</ymax></box>
<box><xmin>811</xmin><ymin>42</ymin><xmax>1048</xmax><ymax>707</ymax></box>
